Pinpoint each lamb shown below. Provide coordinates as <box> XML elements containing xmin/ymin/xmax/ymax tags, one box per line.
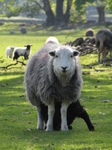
<box><xmin>6</xmin><ymin>46</ymin><xmax>14</xmax><ymax>58</ymax></box>
<box><xmin>95</xmin><ymin>28</ymin><xmax>112</xmax><ymax>63</ymax></box>
<box><xmin>13</xmin><ymin>44</ymin><xmax>32</xmax><ymax>61</ymax></box>
<box><xmin>24</xmin><ymin>42</ymin><xmax>82</xmax><ymax>131</ymax></box>
<box><xmin>45</xmin><ymin>36</ymin><xmax>59</xmax><ymax>44</ymax></box>
<box><xmin>40</xmin><ymin>100</ymin><xmax>94</xmax><ymax>131</ymax></box>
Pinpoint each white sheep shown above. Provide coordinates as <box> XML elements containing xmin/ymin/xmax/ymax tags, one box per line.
<box><xmin>45</xmin><ymin>36</ymin><xmax>59</xmax><ymax>44</ymax></box>
<box><xmin>24</xmin><ymin>43</ymin><xmax>82</xmax><ymax>131</ymax></box>
<box><xmin>13</xmin><ymin>44</ymin><xmax>32</xmax><ymax>61</ymax></box>
<box><xmin>6</xmin><ymin>46</ymin><xmax>14</xmax><ymax>58</ymax></box>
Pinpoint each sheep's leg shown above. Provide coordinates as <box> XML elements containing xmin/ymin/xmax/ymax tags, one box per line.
<box><xmin>98</xmin><ymin>50</ymin><xmax>101</xmax><ymax>63</ymax></box>
<box><xmin>61</xmin><ymin>101</ymin><xmax>70</xmax><ymax>131</ymax></box>
<box><xmin>46</xmin><ymin>101</ymin><xmax>55</xmax><ymax>131</ymax></box>
<box><xmin>37</xmin><ymin>106</ymin><xmax>44</xmax><ymax>130</ymax></box>
<box><xmin>101</xmin><ymin>50</ymin><xmax>108</xmax><ymax>63</ymax></box>
<box><xmin>109</xmin><ymin>49</ymin><xmax>112</xmax><ymax>58</ymax></box>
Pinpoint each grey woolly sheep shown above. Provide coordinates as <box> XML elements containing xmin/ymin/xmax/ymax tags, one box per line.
<box><xmin>24</xmin><ymin>43</ymin><xmax>82</xmax><ymax>131</ymax></box>
<box><xmin>13</xmin><ymin>44</ymin><xmax>32</xmax><ymax>61</ymax></box>
<box><xmin>85</xmin><ymin>28</ymin><xmax>94</xmax><ymax>37</ymax></box>
<box><xmin>95</xmin><ymin>28</ymin><xmax>112</xmax><ymax>63</ymax></box>
<box><xmin>20</xmin><ymin>27</ymin><xmax>27</xmax><ymax>34</ymax></box>
<box><xmin>10</xmin><ymin>30</ymin><xmax>15</xmax><ymax>34</ymax></box>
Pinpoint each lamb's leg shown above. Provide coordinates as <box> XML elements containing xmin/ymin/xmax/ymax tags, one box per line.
<box><xmin>79</xmin><ymin>110</ymin><xmax>94</xmax><ymax>131</ymax></box>
<box><xmin>61</xmin><ymin>101</ymin><xmax>70</xmax><ymax>131</ymax></box>
<box><xmin>46</xmin><ymin>101</ymin><xmax>55</xmax><ymax>131</ymax></box>
<box><xmin>37</xmin><ymin>106</ymin><xmax>44</xmax><ymax>130</ymax></box>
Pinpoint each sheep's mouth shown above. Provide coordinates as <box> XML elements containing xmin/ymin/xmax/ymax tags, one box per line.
<box><xmin>62</xmin><ymin>70</ymin><xmax>67</xmax><ymax>73</ymax></box>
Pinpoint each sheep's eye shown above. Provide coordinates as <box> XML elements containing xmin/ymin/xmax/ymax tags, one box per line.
<box><xmin>55</xmin><ymin>55</ymin><xmax>58</xmax><ymax>58</ymax></box>
<box><xmin>70</xmin><ymin>55</ymin><xmax>73</xmax><ymax>58</ymax></box>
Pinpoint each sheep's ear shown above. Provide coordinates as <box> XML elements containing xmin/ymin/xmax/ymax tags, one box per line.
<box><xmin>49</xmin><ymin>50</ymin><xmax>56</xmax><ymax>57</ymax></box>
<box><xmin>73</xmin><ymin>50</ymin><xmax>80</xmax><ymax>56</ymax></box>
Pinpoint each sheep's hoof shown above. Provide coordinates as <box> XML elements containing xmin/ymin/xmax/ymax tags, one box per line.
<box><xmin>37</xmin><ymin>125</ymin><xmax>43</xmax><ymax>130</ymax></box>
<box><xmin>61</xmin><ymin>125</ymin><xmax>68</xmax><ymax>131</ymax></box>
<box><xmin>45</xmin><ymin>125</ymin><xmax>53</xmax><ymax>131</ymax></box>
<box><xmin>89</xmin><ymin>125</ymin><xmax>95</xmax><ymax>131</ymax></box>
<box><xmin>68</xmin><ymin>125</ymin><xmax>73</xmax><ymax>130</ymax></box>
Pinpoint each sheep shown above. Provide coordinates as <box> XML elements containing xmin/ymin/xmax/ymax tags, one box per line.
<box><xmin>10</xmin><ymin>30</ymin><xmax>15</xmax><ymax>35</ymax></box>
<box><xmin>13</xmin><ymin>44</ymin><xmax>32</xmax><ymax>61</ymax></box>
<box><xmin>24</xmin><ymin>42</ymin><xmax>82</xmax><ymax>131</ymax></box>
<box><xmin>6</xmin><ymin>46</ymin><xmax>14</xmax><ymax>58</ymax></box>
<box><xmin>95</xmin><ymin>28</ymin><xmax>112</xmax><ymax>63</ymax></box>
<box><xmin>20</xmin><ymin>27</ymin><xmax>27</xmax><ymax>34</ymax></box>
<box><xmin>45</xmin><ymin>36</ymin><xmax>59</xmax><ymax>44</ymax></box>
<box><xmin>85</xmin><ymin>28</ymin><xmax>94</xmax><ymax>37</ymax></box>
<box><xmin>40</xmin><ymin>100</ymin><xmax>94</xmax><ymax>131</ymax></box>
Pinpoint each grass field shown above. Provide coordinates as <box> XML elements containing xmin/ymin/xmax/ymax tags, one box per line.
<box><xmin>0</xmin><ymin>22</ymin><xmax>112</xmax><ymax>150</ymax></box>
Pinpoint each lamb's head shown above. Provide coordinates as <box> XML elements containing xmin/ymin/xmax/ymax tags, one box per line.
<box><xmin>10</xmin><ymin>47</ymin><xmax>14</xmax><ymax>52</ymax></box>
<box><xmin>24</xmin><ymin>44</ymin><xmax>32</xmax><ymax>50</ymax></box>
<box><xmin>49</xmin><ymin>45</ymin><xmax>80</xmax><ymax>86</ymax></box>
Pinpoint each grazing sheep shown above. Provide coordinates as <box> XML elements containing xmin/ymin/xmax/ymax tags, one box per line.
<box><xmin>10</xmin><ymin>30</ymin><xmax>15</xmax><ymax>35</ymax></box>
<box><xmin>24</xmin><ymin>42</ymin><xmax>82</xmax><ymax>131</ymax></box>
<box><xmin>85</xmin><ymin>28</ymin><xmax>94</xmax><ymax>37</ymax></box>
<box><xmin>13</xmin><ymin>44</ymin><xmax>32</xmax><ymax>61</ymax></box>
<box><xmin>95</xmin><ymin>28</ymin><xmax>112</xmax><ymax>62</ymax></box>
<box><xmin>40</xmin><ymin>100</ymin><xmax>94</xmax><ymax>131</ymax></box>
<box><xmin>20</xmin><ymin>27</ymin><xmax>27</xmax><ymax>34</ymax></box>
<box><xmin>45</xmin><ymin>36</ymin><xmax>59</xmax><ymax>44</ymax></box>
<box><xmin>6</xmin><ymin>46</ymin><xmax>14</xmax><ymax>58</ymax></box>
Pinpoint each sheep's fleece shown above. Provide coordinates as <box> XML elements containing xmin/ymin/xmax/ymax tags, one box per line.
<box><xmin>24</xmin><ymin>43</ymin><xmax>83</xmax><ymax>131</ymax></box>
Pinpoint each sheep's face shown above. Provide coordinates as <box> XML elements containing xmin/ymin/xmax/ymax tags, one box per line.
<box><xmin>49</xmin><ymin>46</ymin><xmax>80</xmax><ymax>86</ymax></box>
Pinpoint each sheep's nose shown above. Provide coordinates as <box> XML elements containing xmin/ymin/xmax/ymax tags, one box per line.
<box><xmin>61</xmin><ymin>66</ymin><xmax>67</xmax><ymax>72</ymax></box>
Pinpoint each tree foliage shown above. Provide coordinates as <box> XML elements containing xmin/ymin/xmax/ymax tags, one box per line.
<box><xmin>0</xmin><ymin>0</ymin><xmax>112</xmax><ymax>25</ymax></box>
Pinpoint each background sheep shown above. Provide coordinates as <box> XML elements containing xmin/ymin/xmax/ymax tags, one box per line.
<box><xmin>13</xmin><ymin>44</ymin><xmax>32</xmax><ymax>61</ymax></box>
<box><xmin>95</xmin><ymin>28</ymin><xmax>112</xmax><ymax>63</ymax></box>
<box><xmin>85</xmin><ymin>28</ymin><xmax>94</xmax><ymax>37</ymax></box>
<box><xmin>40</xmin><ymin>100</ymin><xmax>94</xmax><ymax>131</ymax></box>
<box><xmin>10</xmin><ymin>30</ymin><xmax>15</xmax><ymax>35</ymax></box>
<box><xmin>45</xmin><ymin>36</ymin><xmax>59</xmax><ymax>44</ymax></box>
<box><xmin>24</xmin><ymin>42</ymin><xmax>82</xmax><ymax>131</ymax></box>
<box><xmin>20</xmin><ymin>27</ymin><xmax>27</xmax><ymax>34</ymax></box>
<box><xmin>6</xmin><ymin>46</ymin><xmax>14</xmax><ymax>58</ymax></box>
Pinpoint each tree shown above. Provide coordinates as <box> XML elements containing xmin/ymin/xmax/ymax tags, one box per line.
<box><xmin>0</xmin><ymin>0</ymin><xmax>73</xmax><ymax>26</ymax></box>
<box><xmin>36</xmin><ymin>0</ymin><xmax>73</xmax><ymax>25</ymax></box>
<box><xmin>74</xmin><ymin>0</ymin><xmax>108</xmax><ymax>24</ymax></box>
<box><xmin>95</xmin><ymin>0</ymin><xmax>106</xmax><ymax>24</ymax></box>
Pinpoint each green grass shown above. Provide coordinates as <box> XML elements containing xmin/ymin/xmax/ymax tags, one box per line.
<box><xmin>0</xmin><ymin>22</ymin><xmax>112</xmax><ymax>150</ymax></box>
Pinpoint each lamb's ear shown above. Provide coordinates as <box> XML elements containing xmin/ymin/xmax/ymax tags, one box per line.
<box><xmin>49</xmin><ymin>50</ymin><xmax>56</xmax><ymax>57</ymax></box>
<box><xmin>73</xmin><ymin>50</ymin><xmax>80</xmax><ymax>56</ymax></box>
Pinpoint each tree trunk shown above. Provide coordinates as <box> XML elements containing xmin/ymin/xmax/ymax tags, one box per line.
<box><xmin>43</xmin><ymin>0</ymin><xmax>55</xmax><ymax>26</ymax></box>
<box><xmin>55</xmin><ymin>0</ymin><xmax>64</xmax><ymax>25</ymax></box>
<box><xmin>64</xmin><ymin>0</ymin><xmax>72</xmax><ymax>23</ymax></box>
<box><xmin>96</xmin><ymin>6</ymin><xmax>105</xmax><ymax>24</ymax></box>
